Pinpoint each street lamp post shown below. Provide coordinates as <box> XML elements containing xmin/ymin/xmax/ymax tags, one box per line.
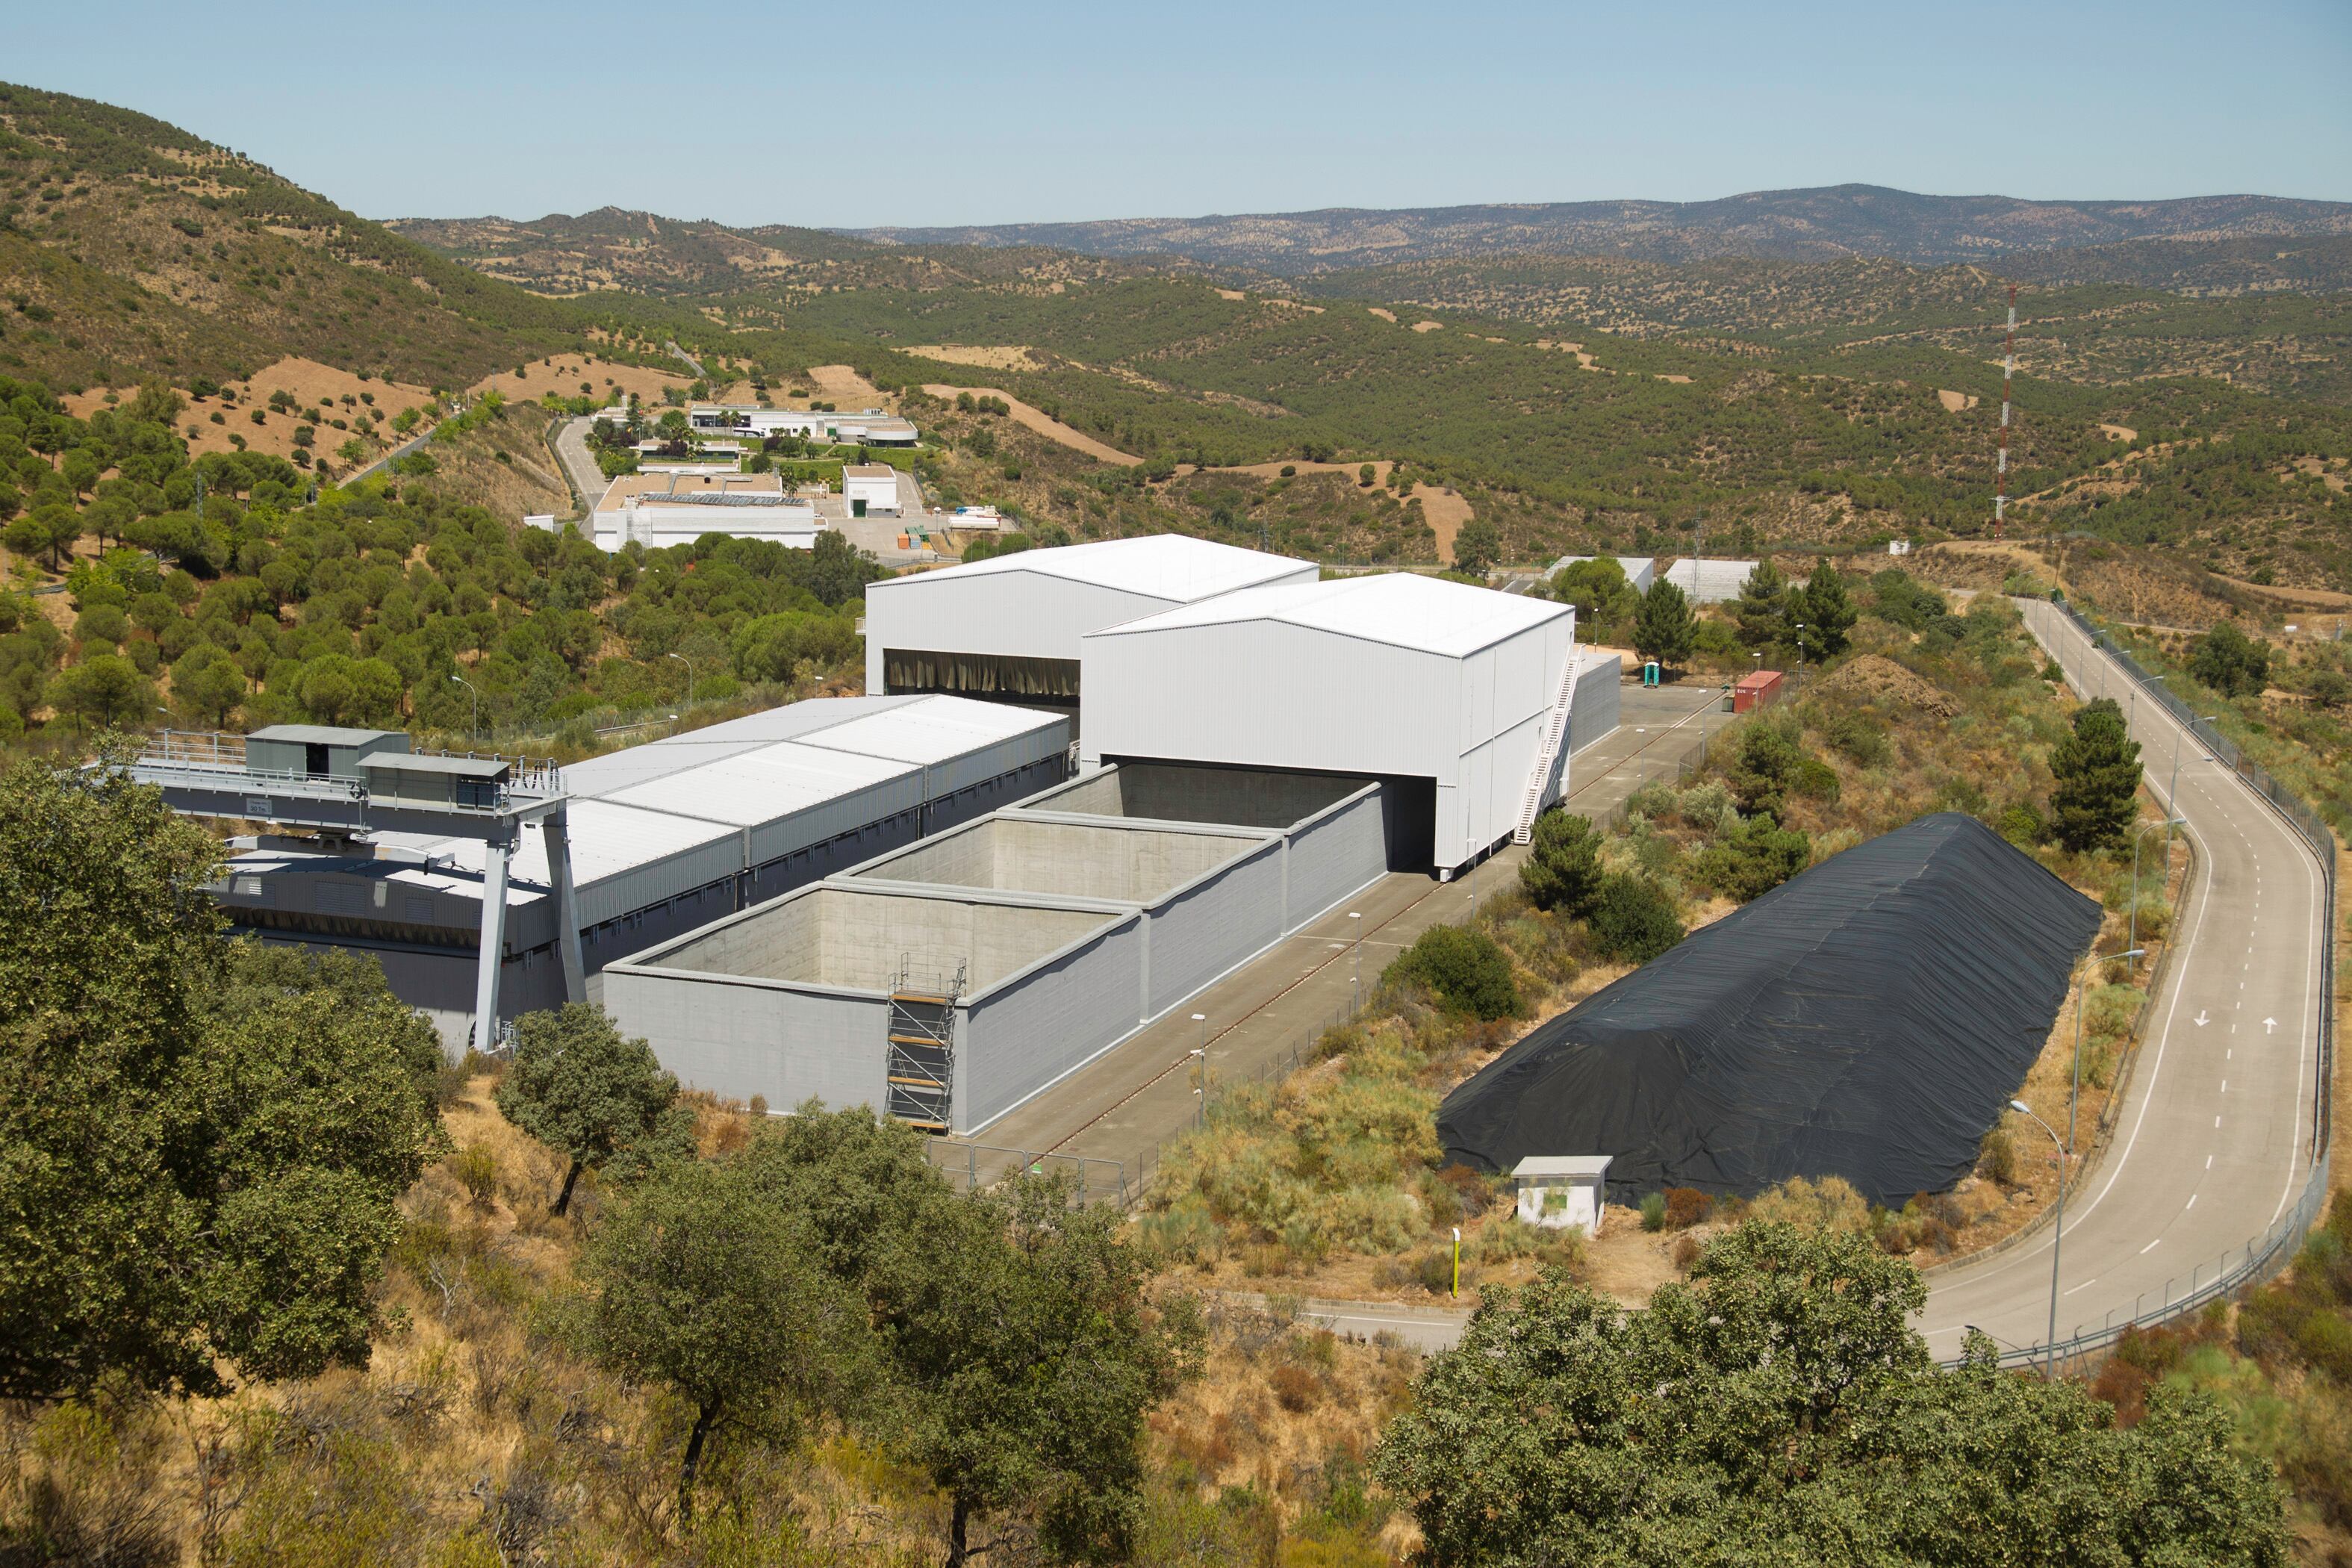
<box><xmin>448</xmin><ymin>673</ymin><xmax>480</xmax><ymax>742</ymax></box>
<box><xmin>2011</xmin><ymin>1099</ymin><xmax>2067</xmax><ymax>1378</ymax></box>
<box><xmin>667</xmin><ymin>651</ymin><xmax>693</xmax><ymax>709</ymax></box>
<box><xmin>1189</xmin><ymin>1048</ymin><xmax>1205</xmax><ymax>1130</ymax></box>
<box><xmin>1191</xmin><ymin>1013</ymin><xmax>1207</xmax><ymax>1125</ymax></box>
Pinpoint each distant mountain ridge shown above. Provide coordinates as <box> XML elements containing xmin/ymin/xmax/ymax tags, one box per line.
<box><xmin>847</xmin><ymin>184</ymin><xmax>2352</xmax><ymax>274</ymax></box>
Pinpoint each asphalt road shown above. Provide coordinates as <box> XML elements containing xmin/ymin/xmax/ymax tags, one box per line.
<box><xmin>1303</xmin><ymin>606</ymin><xmax>2330</xmax><ymax>1354</ymax></box>
<box><xmin>1913</xmin><ymin>598</ymin><xmax>2326</xmax><ymax>1361</ymax></box>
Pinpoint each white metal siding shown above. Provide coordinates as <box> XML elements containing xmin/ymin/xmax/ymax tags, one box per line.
<box><xmin>864</xmin><ymin>573</ymin><xmax>1175</xmax><ymax>693</ymax></box>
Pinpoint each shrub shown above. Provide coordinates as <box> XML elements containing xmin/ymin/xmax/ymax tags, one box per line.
<box><xmin>1823</xmin><ymin>711</ymin><xmax>1888</xmax><ymax>766</ymax></box>
<box><xmin>1387</xmin><ymin>926</ymin><xmax>1519</xmax><ymax>1020</ymax></box>
<box><xmin>1978</xmin><ymin>1127</ymin><xmax>2017</xmax><ymax>1186</ymax></box>
<box><xmin>1520</xmin><ymin>810</ymin><xmax>1605</xmax><ymax>915</ymax></box>
<box><xmin>1588</xmin><ymin>874</ymin><xmax>1684</xmax><ymax>963</ymax></box>
<box><xmin>1792</xmin><ymin>756</ymin><xmax>1841</xmax><ymax>802</ymax></box>
<box><xmin>1269</xmin><ymin>1363</ymin><xmax>1322</xmax><ymax>1413</ymax></box>
<box><xmin>1729</xmin><ymin>723</ymin><xmax>1802</xmax><ymax>817</ymax></box>
<box><xmin>1997</xmin><ymin>802</ymin><xmax>2049</xmax><ymax>847</ymax></box>
<box><xmin>1670</xmin><ymin>1234</ymin><xmax>1702</xmax><ymax>1270</ymax></box>
<box><xmin>1412</xmin><ymin>1247</ymin><xmax>1460</xmax><ymax>1296</ymax></box>
<box><xmin>1744</xmin><ymin>1175</ymin><xmax>1870</xmax><ymax>1233</ymax></box>
<box><xmin>1663</xmin><ymin>1187</ymin><xmax>1713</xmax><ymax>1228</ymax></box>
<box><xmin>449</xmin><ymin>1144</ymin><xmax>498</xmax><ymax>1208</ymax></box>
<box><xmin>1694</xmin><ymin>815</ymin><xmax>1811</xmax><ymax>902</ymax></box>
<box><xmin>1640</xmin><ymin>1192</ymin><xmax>1668</xmax><ymax>1231</ymax></box>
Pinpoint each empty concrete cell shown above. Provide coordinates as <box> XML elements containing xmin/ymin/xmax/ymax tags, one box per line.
<box><xmin>847</xmin><ymin>813</ymin><xmax>1261</xmax><ymax>903</ymax></box>
<box><xmin>1018</xmin><ymin>760</ymin><xmax>1366</xmax><ymax>828</ymax></box>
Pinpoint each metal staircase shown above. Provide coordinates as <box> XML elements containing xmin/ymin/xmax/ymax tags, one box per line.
<box><xmin>1512</xmin><ymin>653</ymin><xmax>1583</xmax><ymax>844</ymax></box>
<box><xmin>885</xmin><ymin>956</ymin><xmax>966</xmax><ymax>1132</ymax></box>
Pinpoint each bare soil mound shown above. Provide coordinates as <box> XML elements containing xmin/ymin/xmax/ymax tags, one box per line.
<box><xmin>1817</xmin><ymin>654</ymin><xmax>1961</xmax><ymax>718</ymax></box>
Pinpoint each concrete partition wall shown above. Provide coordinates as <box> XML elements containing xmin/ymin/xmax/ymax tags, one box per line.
<box><xmin>1024</xmin><ymin>761</ymin><xmax>1366</xmax><ymax>829</ymax></box>
<box><xmin>601</xmin><ymin>967</ymin><xmax>889</xmax><ymax>1118</ymax></box>
<box><xmin>849</xmin><ymin>814</ymin><xmax>1252</xmax><ymax>904</ymax></box>
<box><xmin>958</xmin><ymin>912</ymin><xmax>1148</xmax><ymax>1131</ymax></box>
<box><xmin>1281</xmin><ymin>783</ymin><xmax>1392</xmax><ymax>930</ymax></box>
<box><xmin>1142</xmin><ymin>836</ymin><xmax>1286</xmax><ymax>1015</ymax></box>
<box><xmin>651</xmin><ymin>885</ymin><xmax>1112</xmax><ymax>993</ymax></box>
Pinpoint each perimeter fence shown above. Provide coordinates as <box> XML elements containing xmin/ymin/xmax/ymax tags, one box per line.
<box><xmin>1975</xmin><ymin>598</ymin><xmax>2342</xmax><ymax>1373</ymax></box>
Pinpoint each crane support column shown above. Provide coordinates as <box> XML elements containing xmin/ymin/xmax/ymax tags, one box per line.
<box><xmin>472</xmin><ymin>836</ymin><xmax>511</xmax><ymax>1054</ymax></box>
<box><xmin>544</xmin><ymin>809</ymin><xmax>588</xmax><ymax>1005</ymax></box>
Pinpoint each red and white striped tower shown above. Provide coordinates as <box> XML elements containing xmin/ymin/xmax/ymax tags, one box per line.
<box><xmin>1994</xmin><ymin>284</ymin><xmax>2017</xmax><ymax>540</ymax></box>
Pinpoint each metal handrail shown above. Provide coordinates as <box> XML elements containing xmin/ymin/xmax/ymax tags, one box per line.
<box><xmin>138</xmin><ymin>731</ymin><xmax>566</xmax><ymax>803</ymax></box>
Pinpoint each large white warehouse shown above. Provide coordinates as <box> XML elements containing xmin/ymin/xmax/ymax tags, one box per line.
<box><xmin>1080</xmin><ymin>573</ymin><xmax>1598</xmax><ymax>874</ymax></box>
<box><xmin>862</xmin><ymin>535</ymin><xmax>1316</xmax><ymax>713</ymax></box>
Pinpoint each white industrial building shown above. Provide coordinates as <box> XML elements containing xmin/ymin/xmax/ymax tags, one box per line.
<box><xmin>843</xmin><ymin>464</ymin><xmax>902</xmax><ymax>517</ymax></box>
<box><xmin>212</xmin><ymin>696</ymin><xmax>1069</xmax><ymax>1051</ymax></box>
<box><xmin>591</xmin><ymin>472</ymin><xmax>824</xmax><ymax>552</ymax></box>
<box><xmin>1661</xmin><ymin>558</ymin><xmax>1758</xmax><ymax>603</ymax></box>
<box><xmin>862</xmin><ymin>535</ymin><xmax>1317</xmax><ymax>715</ymax></box>
<box><xmin>688</xmin><ymin>405</ymin><xmax>919</xmax><ymax>447</ymax></box>
<box><xmin>1080</xmin><ymin>572</ymin><xmax>1609</xmax><ymax>874</ymax></box>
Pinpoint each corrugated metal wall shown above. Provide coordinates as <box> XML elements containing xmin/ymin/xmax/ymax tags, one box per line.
<box><xmin>1567</xmin><ymin>656</ymin><xmax>1623</xmax><ymax>763</ymax></box>
<box><xmin>603</xmin><ymin>969</ymin><xmax>889</xmax><ymax>1115</ymax></box>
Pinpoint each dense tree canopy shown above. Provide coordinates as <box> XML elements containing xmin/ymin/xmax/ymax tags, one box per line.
<box><xmin>494</xmin><ymin>1003</ymin><xmax>696</xmax><ymax>1216</ymax></box>
<box><xmin>2049</xmin><ymin>697</ymin><xmax>2144</xmax><ymax>852</ymax></box>
<box><xmin>0</xmin><ymin>754</ymin><xmax>445</xmax><ymax>1399</ymax></box>
<box><xmin>1378</xmin><ymin>1223</ymin><xmax>2287</xmax><ymax>1567</ymax></box>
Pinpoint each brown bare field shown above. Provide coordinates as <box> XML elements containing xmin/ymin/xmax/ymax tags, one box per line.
<box><xmin>464</xmin><ymin>355</ymin><xmax>689</xmax><ymax>408</ymax></box>
<box><xmin>1653</xmin><ymin>373</ymin><xmax>1692</xmax><ymax>385</ymax></box>
<box><xmin>1413</xmin><ymin>483</ymin><xmax>1474</xmax><ymax>561</ymax></box>
<box><xmin>906</xmin><ymin>344</ymin><xmax>1045</xmax><ymax>373</ymax></box>
<box><xmin>1366</xmin><ymin>307</ymin><xmax>1398</xmax><ymax>323</ymax></box>
<box><xmin>2100</xmin><ymin>422</ymin><xmax>2139</xmax><ymax>442</ymax></box>
<box><xmin>66</xmin><ymin>357</ymin><xmax>435</xmax><ymax>466</ymax></box>
<box><xmin>1214</xmin><ymin>288</ymin><xmax>1246</xmax><ymax>301</ymax></box>
<box><xmin>1937</xmin><ymin>389</ymin><xmax>1981</xmax><ymax>412</ymax></box>
<box><xmin>1535</xmin><ymin>338</ymin><xmax>1600</xmax><ymax>370</ymax></box>
<box><xmin>919</xmin><ymin>383</ymin><xmax>1142</xmax><ymax>464</ymax></box>
<box><xmin>1410</xmin><ymin>320</ymin><xmax>1443</xmax><ymax>333</ymax></box>
<box><xmin>809</xmin><ymin>364</ymin><xmax>886</xmax><ymax>404</ymax></box>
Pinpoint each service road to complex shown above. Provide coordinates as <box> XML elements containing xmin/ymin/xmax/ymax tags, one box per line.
<box><xmin>1913</xmin><ymin>599</ymin><xmax>2324</xmax><ymax>1358</ymax></box>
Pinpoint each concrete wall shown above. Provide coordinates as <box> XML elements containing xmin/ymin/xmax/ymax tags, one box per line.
<box><xmin>653</xmin><ymin>885</ymin><xmax>1113</xmax><ymax>995</ymax></box>
<box><xmin>1143</xmin><ymin>836</ymin><xmax>1285</xmax><ymax>1016</ymax></box>
<box><xmin>1283</xmin><ymin>784</ymin><xmax>1391</xmax><ymax>929</ymax></box>
<box><xmin>1021</xmin><ymin>761</ymin><xmax>1366</xmax><ymax>829</ymax></box>
<box><xmin>1566</xmin><ymin>654</ymin><xmax>1622</xmax><ymax>763</ymax></box>
<box><xmin>601</xmin><ymin>967</ymin><xmax>888</xmax><ymax>1115</ymax></box>
<box><xmin>848</xmin><ymin>814</ymin><xmax>1251</xmax><ymax>904</ymax></box>
<box><xmin>959</xmin><ymin>912</ymin><xmax>1148</xmax><ymax>1130</ymax></box>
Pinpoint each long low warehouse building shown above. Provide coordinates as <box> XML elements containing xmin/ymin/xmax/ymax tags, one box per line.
<box><xmin>217</xmin><ymin>695</ymin><xmax>1070</xmax><ymax>1050</ymax></box>
<box><xmin>603</xmin><ymin>760</ymin><xmax>1396</xmax><ymax>1135</ymax></box>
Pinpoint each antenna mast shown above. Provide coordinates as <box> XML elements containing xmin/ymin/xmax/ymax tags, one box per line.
<box><xmin>1994</xmin><ymin>284</ymin><xmax>2017</xmax><ymax>541</ymax></box>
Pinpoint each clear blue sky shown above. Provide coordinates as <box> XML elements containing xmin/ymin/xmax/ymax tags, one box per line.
<box><xmin>11</xmin><ymin>0</ymin><xmax>2348</xmax><ymax>228</ymax></box>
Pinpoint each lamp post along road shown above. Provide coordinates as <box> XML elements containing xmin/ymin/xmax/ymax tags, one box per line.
<box><xmin>2012</xmin><ymin>1100</ymin><xmax>2067</xmax><ymax>1377</ymax></box>
<box><xmin>1348</xmin><ymin>912</ymin><xmax>1363</xmax><ymax>1015</ymax></box>
<box><xmin>448</xmin><ymin>673</ymin><xmax>481</xmax><ymax>742</ymax></box>
<box><xmin>667</xmin><ymin>651</ymin><xmax>693</xmax><ymax>709</ymax></box>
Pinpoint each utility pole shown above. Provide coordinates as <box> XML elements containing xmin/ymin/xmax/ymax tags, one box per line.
<box><xmin>1995</xmin><ymin>284</ymin><xmax>2017</xmax><ymax>541</ymax></box>
<box><xmin>2013</xmin><ymin>1100</ymin><xmax>2065</xmax><ymax>1378</ymax></box>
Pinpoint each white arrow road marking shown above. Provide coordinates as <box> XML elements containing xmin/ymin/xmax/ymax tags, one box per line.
<box><xmin>2264</xmin><ymin>1017</ymin><xmax>2278</xmax><ymax>1033</ymax></box>
<box><xmin>2194</xmin><ymin>1010</ymin><xmax>2209</xmax><ymax>1026</ymax></box>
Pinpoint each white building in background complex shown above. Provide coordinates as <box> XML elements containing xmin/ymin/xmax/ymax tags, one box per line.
<box><xmin>842</xmin><ymin>464</ymin><xmax>902</xmax><ymax>517</ymax></box>
<box><xmin>862</xmin><ymin>535</ymin><xmax>1317</xmax><ymax>715</ymax></box>
<box><xmin>1080</xmin><ymin>571</ymin><xmax>1610</xmax><ymax>874</ymax></box>
<box><xmin>688</xmin><ymin>405</ymin><xmax>919</xmax><ymax>447</ymax></box>
<box><xmin>1661</xmin><ymin>558</ymin><xmax>1759</xmax><ymax>603</ymax></box>
<box><xmin>591</xmin><ymin>472</ymin><xmax>824</xmax><ymax>551</ymax></box>
<box><xmin>1549</xmin><ymin>555</ymin><xmax>1657</xmax><ymax>593</ymax></box>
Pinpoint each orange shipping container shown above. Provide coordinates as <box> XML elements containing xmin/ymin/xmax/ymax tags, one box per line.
<box><xmin>1732</xmin><ymin>669</ymin><xmax>1783</xmax><ymax>714</ymax></box>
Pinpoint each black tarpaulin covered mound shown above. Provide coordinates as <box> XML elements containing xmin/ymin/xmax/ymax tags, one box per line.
<box><xmin>1438</xmin><ymin>812</ymin><xmax>2102</xmax><ymax>1207</ymax></box>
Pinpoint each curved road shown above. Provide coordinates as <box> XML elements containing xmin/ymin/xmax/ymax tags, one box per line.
<box><xmin>1307</xmin><ymin>600</ymin><xmax>2329</xmax><ymax>1354</ymax></box>
<box><xmin>1917</xmin><ymin>598</ymin><xmax>2324</xmax><ymax>1360</ymax></box>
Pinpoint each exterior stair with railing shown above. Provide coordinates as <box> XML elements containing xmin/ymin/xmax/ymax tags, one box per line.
<box><xmin>1511</xmin><ymin>652</ymin><xmax>1583</xmax><ymax>844</ymax></box>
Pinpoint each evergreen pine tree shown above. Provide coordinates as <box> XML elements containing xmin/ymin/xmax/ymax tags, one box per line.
<box><xmin>1732</xmin><ymin>558</ymin><xmax>1787</xmax><ymax>649</ymax></box>
<box><xmin>2049</xmin><ymin>697</ymin><xmax>2142</xmax><ymax>852</ymax></box>
<box><xmin>1634</xmin><ymin>579</ymin><xmax>1696</xmax><ymax>669</ymax></box>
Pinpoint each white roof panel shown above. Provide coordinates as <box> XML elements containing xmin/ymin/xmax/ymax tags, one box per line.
<box><xmin>391</xmin><ymin>800</ymin><xmax>734</xmax><ymax>892</ymax></box>
<box><xmin>1089</xmin><ymin>572</ymin><xmax>1568</xmax><ymax>659</ymax></box>
<box><xmin>603</xmin><ymin>739</ymin><xmax>916</xmax><ymax>824</ymax></box>
<box><xmin>797</xmin><ymin>694</ymin><xmax>1064</xmax><ymax>766</ymax></box>
<box><xmin>896</xmin><ymin>535</ymin><xmax>1310</xmax><ymax>603</ymax></box>
<box><xmin>562</xmin><ymin>696</ymin><xmax>922</xmax><ymax>798</ymax></box>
